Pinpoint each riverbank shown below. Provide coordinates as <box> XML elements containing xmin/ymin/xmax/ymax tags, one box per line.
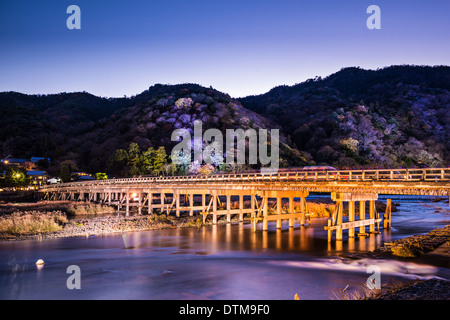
<box><xmin>341</xmin><ymin>225</ymin><xmax>450</xmax><ymax>300</ymax></box>
<box><xmin>0</xmin><ymin>198</ymin><xmax>396</xmax><ymax>241</ymax></box>
<box><xmin>376</xmin><ymin>225</ymin><xmax>450</xmax><ymax>258</ymax></box>
<box><xmin>340</xmin><ymin>224</ymin><xmax>450</xmax><ymax>260</ymax></box>
<box><xmin>373</xmin><ymin>279</ymin><xmax>449</xmax><ymax>300</ymax></box>
<box><xmin>0</xmin><ymin>200</ymin><xmax>448</xmax><ymax>300</ymax></box>
<box><xmin>337</xmin><ymin>279</ymin><xmax>450</xmax><ymax>300</ymax></box>
<box><xmin>0</xmin><ymin>201</ymin><xmax>245</xmax><ymax>241</ymax></box>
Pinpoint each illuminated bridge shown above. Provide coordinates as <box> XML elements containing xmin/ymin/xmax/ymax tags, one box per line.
<box><xmin>39</xmin><ymin>168</ymin><xmax>450</xmax><ymax>242</ymax></box>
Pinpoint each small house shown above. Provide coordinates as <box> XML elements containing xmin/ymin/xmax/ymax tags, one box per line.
<box><xmin>27</xmin><ymin>170</ymin><xmax>49</xmax><ymax>186</ymax></box>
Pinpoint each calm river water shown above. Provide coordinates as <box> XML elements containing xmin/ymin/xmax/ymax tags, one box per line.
<box><xmin>0</xmin><ymin>195</ymin><xmax>449</xmax><ymax>300</ymax></box>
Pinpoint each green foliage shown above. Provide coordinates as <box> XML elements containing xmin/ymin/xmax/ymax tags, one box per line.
<box><xmin>153</xmin><ymin>146</ymin><xmax>168</xmax><ymax>174</ymax></box>
<box><xmin>1</xmin><ymin>66</ymin><xmax>449</xmax><ymax>175</ymax></box>
<box><xmin>95</xmin><ymin>172</ymin><xmax>108</xmax><ymax>180</ymax></box>
<box><xmin>240</xmin><ymin>65</ymin><xmax>450</xmax><ymax>168</ymax></box>
<box><xmin>141</xmin><ymin>147</ymin><xmax>156</xmax><ymax>174</ymax></box>
<box><xmin>3</xmin><ymin>166</ymin><xmax>28</xmax><ymax>187</ymax></box>
<box><xmin>127</xmin><ymin>142</ymin><xmax>142</xmax><ymax>175</ymax></box>
<box><xmin>107</xmin><ymin>143</ymin><xmax>170</xmax><ymax>177</ymax></box>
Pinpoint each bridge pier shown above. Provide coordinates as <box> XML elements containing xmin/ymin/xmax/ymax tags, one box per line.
<box><xmin>384</xmin><ymin>198</ymin><xmax>392</xmax><ymax>229</ymax></box>
<box><xmin>252</xmin><ymin>191</ymin><xmax>309</xmax><ymax>232</ymax></box>
<box><xmin>326</xmin><ymin>193</ymin><xmax>381</xmax><ymax>242</ymax></box>
<box><xmin>147</xmin><ymin>192</ymin><xmax>153</xmax><ymax>214</ymax></box>
<box><xmin>239</xmin><ymin>194</ymin><xmax>244</xmax><ymax>222</ymax></box>
<box><xmin>289</xmin><ymin>197</ymin><xmax>294</xmax><ymax>228</ymax></box>
<box><xmin>358</xmin><ymin>200</ymin><xmax>368</xmax><ymax>236</ymax></box>
<box><xmin>348</xmin><ymin>200</ymin><xmax>355</xmax><ymax>238</ymax></box>
<box><xmin>39</xmin><ymin>168</ymin><xmax>448</xmax><ymax>247</ymax></box>
<box><xmin>212</xmin><ymin>192</ymin><xmax>218</xmax><ymax>224</ymax></box>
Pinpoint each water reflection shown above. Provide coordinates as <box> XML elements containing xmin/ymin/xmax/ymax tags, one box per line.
<box><xmin>119</xmin><ymin>217</ymin><xmax>413</xmax><ymax>257</ymax></box>
<box><xmin>0</xmin><ymin>195</ymin><xmax>448</xmax><ymax>300</ymax></box>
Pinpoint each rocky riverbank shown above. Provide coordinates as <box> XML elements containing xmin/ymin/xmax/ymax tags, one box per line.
<box><xmin>1</xmin><ymin>200</ymin><xmax>448</xmax><ymax>300</ymax></box>
<box><xmin>0</xmin><ymin>201</ymin><xmax>242</xmax><ymax>241</ymax></box>
<box><xmin>340</xmin><ymin>225</ymin><xmax>450</xmax><ymax>300</ymax></box>
<box><xmin>0</xmin><ymin>214</ymin><xmax>219</xmax><ymax>241</ymax></box>
<box><xmin>372</xmin><ymin>279</ymin><xmax>450</xmax><ymax>300</ymax></box>
<box><xmin>374</xmin><ymin>225</ymin><xmax>450</xmax><ymax>258</ymax></box>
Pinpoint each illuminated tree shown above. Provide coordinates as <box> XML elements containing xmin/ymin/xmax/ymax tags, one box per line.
<box><xmin>4</xmin><ymin>167</ymin><xmax>28</xmax><ymax>187</ymax></box>
<box><xmin>153</xmin><ymin>146</ymin><xmax>168</xmax><ymax>174</ymax></box>
<box><xmin>95</xmin><ymin>172</ymin><xmax>108</xmax><ymax>180</ymax></box>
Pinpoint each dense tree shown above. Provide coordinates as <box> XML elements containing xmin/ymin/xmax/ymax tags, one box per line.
<box><xmin>107</xmin><ymin>149</ymin><xmax>129</xmax><ymax>177</ymax></box>
<box><xmin>95</xmin><ymin>172</ymin><xmax>108</xmax><ymax>180</ymax></box>
<box><xmin>2</xmin><ymin>166</ymin><xmax>28</xmax><ymax>187</ymax></box>
<box><xmin>59</xmin><ymin>160</ymin><xmax>78</xmax><ymax>182</ymax></box>
<box><xmin>153</xmin><ymin>146</ymin><xmax>168</xmax><ymax>175</ymax></box>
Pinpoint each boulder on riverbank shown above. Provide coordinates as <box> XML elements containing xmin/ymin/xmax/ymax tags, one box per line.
<box><xmin>375</xmin><ymin>225</ymin><xmax>450</xmax><ymax>258</ymax></box>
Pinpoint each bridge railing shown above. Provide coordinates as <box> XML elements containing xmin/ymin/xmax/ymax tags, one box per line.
<box><xmin>39</xmin><ymin>168</ymin><xmax>450</xmax><ymax>191</ymax></box>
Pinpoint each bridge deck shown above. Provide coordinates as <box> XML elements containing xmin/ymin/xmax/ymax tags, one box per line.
<box><xmin>40</xmin><ymin>168</ymin><xmax>450</xmax><ymax>196</ymax></box>
<box><xmin>38</xmin><ymin>168</ymin><xmax>450</xmax><ymax>242</ymax></box>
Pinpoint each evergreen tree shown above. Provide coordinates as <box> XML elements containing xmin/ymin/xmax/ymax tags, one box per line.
<box><xmin>153</xmin><ymin>146</ymin><xmax>168</xmax><ymax>175</ymax></box>
<box><xmin>141</xmin><ymin>147</ymin><xmax>156</xmax><ymax>175</ymax></box>
<box><xmin>107</xmin><ymin>149</ymin><xmax>129</xmax><ymax>177</ymax></box>
<box><xmin>59</xmin><ymin>160</ymin><xmax>78</xmax><ymax>183</ymax></box>
<box><xmin>127</xmin><ymin>143</ymin><xmax>142</xmax><ymax>176</ymax></box>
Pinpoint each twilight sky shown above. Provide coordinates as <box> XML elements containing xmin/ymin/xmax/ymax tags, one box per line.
<box><xmin>0</xmin><ymin>0</ymin><xmax>449</xmax><ymax>98</ymax></box>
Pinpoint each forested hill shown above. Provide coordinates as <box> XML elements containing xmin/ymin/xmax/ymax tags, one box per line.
<box><xmin>0</xmin><ymin>84</ymin><xmax>305</xmax><ymax>177</ymax></box>
<box><xmin>0</xmin><ymin>65</ymin><xmax>448</xmax><ymax>178</ymax></box>
<box><xmin>239</xmin><ymin>65</ymin><xmax>450</xmax><ymax>168</ymax></box>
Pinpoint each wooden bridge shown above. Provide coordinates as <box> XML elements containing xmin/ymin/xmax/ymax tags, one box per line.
<box><xmin>39</xmin><ymin>168</ymin><xmax>450</xmax><ymax>242</ymax></box>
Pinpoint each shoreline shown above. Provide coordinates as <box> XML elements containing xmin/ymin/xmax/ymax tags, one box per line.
<box><xmin>341</xmin><ymin>225</ymin><xmax>450</xmax><ymax>300</ymax></box>
<box><xmin>0</xmin><ymin>198</ymin><xmax>396</xmax><ymax>242</ymax></box>
<box><xmin>1</xmin><ymin>200</ymin><xmax>448</xmax><ymax>300</ymax></box>
<box><xmin>0</xmin><ymin>209</ymin><xmax>244</xmax><ymax>241</ymax></box>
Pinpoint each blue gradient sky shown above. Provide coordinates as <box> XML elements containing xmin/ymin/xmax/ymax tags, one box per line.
<box><xmin>1</xmin><ymin>0</ymin><xmax>449</xmax><ymax>98</ymax></box>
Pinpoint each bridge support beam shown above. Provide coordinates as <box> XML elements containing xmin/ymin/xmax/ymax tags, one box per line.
<box><xmin>239</xmin><ymin>194</ymin><xmax>244</xmax><ymax>222</ymax></box>
<box><xmin>384</xmin><ymin>198</ymin><xmax>392</xmax><ymax>229</ymax></box>
<box><xmin>137</xmin><ymin>192</ymin><xmax>142</xmax><ymax>215</ymax></box>
<box><xmin>358</xmin><ymin>200</ymin><xmax>368</xmax><ymax>236</ymax></box>
<box><xmin>326</xmin><ymin>192</ymin><xmax>380</xmax><ymax>242</ymax></box>
<box><xmin>148</xmin><ymin>192</ymin><xmax>153</xmax><ymax>214</ymax></box>
<box><xmin>289</xmin><ymin>197</ymin><xmax>294</xmax><ymax>228</ymax></box>
<box><xmin>348</xmin><ymin>200</ymin><xmax>355</xmax><ymax>238</ymax></box>
<box><xmin>126</xmin><ymin>191</ymin><xmax>130</xmax><ymax>216</ymax></box>
<box><xmin>175</xmin><ymin>191</ymin><xmax>180</xmax><ymax>218</ymax></box>
<box><xmin>212</xmin><ymin>192</ymin><xmax>218</xmax><ymax>224</ymax></box>
<box><xmin>252</xmin><ymin>191</ymin><xmax>309</xmax><ymax>232</ymax></box>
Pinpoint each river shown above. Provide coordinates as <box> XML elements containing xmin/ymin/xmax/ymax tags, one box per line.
<box><xmin>0</xmin><ymin>195</ymin><xmax>449</xmax><ymax>300</ymax></box>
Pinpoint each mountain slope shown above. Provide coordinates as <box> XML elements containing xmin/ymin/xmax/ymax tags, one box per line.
<box><xmin>239</xmin><ymin>65</ymin><xmax>450</xmax><ymax>168</ymax></box>
<box><xmin>1</xmin><ymin>65</ymin><xmax>448</xmax><ymax>177</ymax></box>
<box><xmin>0</xmin><ymin>84</ymin><xmax>307</xmax><ymax>176</ymax></box>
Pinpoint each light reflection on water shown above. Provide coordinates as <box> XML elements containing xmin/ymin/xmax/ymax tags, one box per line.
<box><xmin>0</xmin><ymin>195</ymin><xmax>448</xmax><ymax>300</ymax></box>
